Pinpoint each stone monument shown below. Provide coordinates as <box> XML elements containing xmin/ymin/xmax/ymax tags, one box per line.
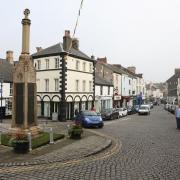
<box><xmin>11</xmin><ymin>9</ymin><xmax>40</xmax><ymax>135</ymax></box>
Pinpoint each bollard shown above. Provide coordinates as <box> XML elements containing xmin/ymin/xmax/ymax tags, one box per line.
<box><xmin>49</xmin><ymin>127</ymin><xmax>54</xmax><ymax>144</ymax></box>
<box><xmin>27</xmin><ymin>132</ymin><xmax>32</xmax><ymax>151</ymax></box>
<box><xmin>43</xmin><ymin>122</ymin><xmax>46</xmax><ymax>131</ymax></box>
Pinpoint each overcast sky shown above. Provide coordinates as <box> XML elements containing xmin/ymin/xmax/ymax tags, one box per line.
<box><xmin>0</xmin><ymin>0</ymin><xmax>180</xmax><ymax>82</ymax></box>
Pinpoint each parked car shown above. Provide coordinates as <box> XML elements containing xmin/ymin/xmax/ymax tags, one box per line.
<box><xmin>149</xmin><ymin>102</ymin><xmax>153</xmax><ymax>109</ymax></box>
<box><xmin>75</xmin><ymin>110</ymin><xmax>104</xmax><ymax>128</ymax></box>
<box><xmin>117</xmin><ymin>107</ymin><xmax>128</xmax><ymax>117</ymax></box>
<box><xmin>101</xmin><ymin>108</ymin><xmax>119</xmax><ymax>120</ymax></box>
<box><xmin>164</xmin><ymin>103</ymin><xmax>171</xmax><ymax>111</ymax></box>
<box><xmin>153</xmin><ymin>101</ymin><xmax>157</xmax><ymax>106</ymax></box>
<box><xmin>138</xmin><ymin>105</ymin><xmax>150</xmax><ymax>115</ymax></box>
<box><xmin>127</xmin><ymin>106</ymin><xmax>137</xmax><ymax>115</ymax></box>
<box><xmin>169</xmin><ymin>104</ymin><xmax>176</xmax><ymax>114</ymax></box>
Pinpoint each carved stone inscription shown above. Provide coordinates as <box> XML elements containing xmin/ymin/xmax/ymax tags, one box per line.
<box><xmin>15</xmin><ymin>83</ymin><xmax>24</xmax><ymax>124</ymax></box>
<box><xmin>28</xmin><ymin>83</ymin><xmax>34</xmax><ymax>124</ymax></box>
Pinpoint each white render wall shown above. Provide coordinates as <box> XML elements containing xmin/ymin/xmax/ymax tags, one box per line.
<box><xmin>0</xmin><ymin>83</ymin><xmax>11</xmax><ymax>106</ymax></box>
<box><xmin>34</xmin><ymin>56</ymin><xmax>62</xmax><ymax>70</ymax></box>
<box><xmin>122</xmin><ymin>74</ymin><xmax>129</xmax><ymax>96</ymax></box>
<box><xmin>132</xmin><ymin>78</ymin><xmax>137</xmax><ymax>95</ymax></box>
<box><xmin>95</xmin><ymin>85</ymin><xmax>113</xmax><ymax>96</ymax></box>
<box><xmin>113</xmin><ymin>73</ymin><xmax>122</xmax><ymax>95</ymax></box>
<box><xmin>66</xmin><ymin>56</ymin><xmax>94</xmax><ymax>93</ymax></box>
<box><xmin>36</xmin><ymin>70</ymin><xmax>60</xmax><ymax>92</ymax></box>
<box><xmin>67</xmin><ymin>56</ymin><xmax>93</xmax><ymax>72</ymax></box>
<box><xmin>2</xmin><ymin>83</ymin><xmax>11</xmax><ymax>98</ymax></box>
<box><xmin>95</xmin><ymin>85</ymin><xmax>113</xmax><ymax>112</ymax></box>
<box><xmin>34</xmin><ymin>56</ymin><xmax>61</xmax><ymax>93</ymax></box>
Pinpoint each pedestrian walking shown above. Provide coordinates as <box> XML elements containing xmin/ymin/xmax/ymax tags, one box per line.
<box><xmin>175</xmin><ymin>104</ymin><xmax>180</xmax><ymax>129</ymax></box>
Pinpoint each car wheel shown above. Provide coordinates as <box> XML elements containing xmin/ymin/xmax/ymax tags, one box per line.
<box><xmin>110</xmin><ymin>115</ymin><xmax>114</xmax><ymax>120</ymax></box>
<box><xmin>99</xmin><ymin>124</ymin><xmax>103</xmax><ymax>128</ymax></box>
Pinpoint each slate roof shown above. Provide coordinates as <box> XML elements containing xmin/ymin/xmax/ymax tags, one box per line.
<box><xmin>106</xmin><ymin>64</ymin><xmax>126</xmax><ymax>75</ymax></box>
<box><xmin>0</xmin><ymin>59</ymin><xmax>14</xmax><ymax>82</ymax></box>
<box><xmin>166</xmin><ymin>73</ymin><xmax>180</xmax><ymax>82</ymax></box>
<box><xmin>111</xmin><ymin>64</ymin><xmax>137</xmax><ymax>78</ymax></box>
<box><xmin>32</xmin><ymin>43</ymin><xmax>91</xmax><ymax>60</ymax></box>
<box><xmin>95</xmin><ymin>74</ymin><xmax>113</xmax><ymax>86</ymax></box>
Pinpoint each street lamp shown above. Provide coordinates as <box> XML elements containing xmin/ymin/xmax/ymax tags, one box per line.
<box><xmin>0</xmin><ymin>74</ymin><xmax>3</xmax><ymax>123</ymax></box>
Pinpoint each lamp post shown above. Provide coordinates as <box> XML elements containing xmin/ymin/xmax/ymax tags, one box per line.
<box><xmin>0</xmin><ymin>74</ymin><xmax>3</xmax><ymax>123</ymax></box>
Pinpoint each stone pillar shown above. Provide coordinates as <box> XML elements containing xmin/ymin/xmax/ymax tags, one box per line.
<box><xmin>11</xmin><ymin>9</ymin><xmax>40</xmax><ymax>136</ymax></box>
<box><xmin>50</xmin><ymin>100</ymin><xmax>53</xmax><ymax>119</ymax></box>
<box><xmin>21</xmin><ymin>9</ymin><xmax>30</xmax><ymax>55</ymax></box>
<box><xmin>79</xmin><ymin>101</ymin><xmax>82</xmax><ymax>111</ymax></box>
<box><xmin>41</xmin><ymin>100</ymin><xmax>44</xmax><ymax>116</ymax></box>
<box><xmin>71</xmin><ymin>102</ymin><xmax>74</xmax><ymax>119</ymax></box>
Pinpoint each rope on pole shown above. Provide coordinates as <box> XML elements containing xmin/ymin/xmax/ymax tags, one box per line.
<box><xmin>72</xmin><ymin>0</ymin><xmax>84</xmax><ymax>38</ymax></box>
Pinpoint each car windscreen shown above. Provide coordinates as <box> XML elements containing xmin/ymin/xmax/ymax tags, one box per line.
<box><xmin>82</xmin><ymin>111</ymin><xmax>98</xmax><ymax>116</ymax></box>
<box><xmin>140</xmin><ymin>106</ymin><xmax>149</xmax><ymax>110</ymax></box>
<box><xmin>117</xmin><ymin>108</ymin><xmax>123</xmax><ymax>111</ymax></box>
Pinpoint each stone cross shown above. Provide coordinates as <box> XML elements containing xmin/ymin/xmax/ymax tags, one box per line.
<box><xmin>24</xmin><ymin>9</ymin><xmax>30</xmax><ymax>19</ymax></box>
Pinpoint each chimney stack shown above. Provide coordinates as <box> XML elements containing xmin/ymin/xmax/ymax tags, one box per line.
<box><xmin>36</xmin><ymin>47</ymin><xmax>43</xmax><ymax>52</ymax></box>
<box><xmin>91</xmin><ymin>55</ymin><xmax>95</xmax><ymax>60</ymax></box>
<box><xmin>175</xmin><ymin>68</ymin><xmax>180</xmax><ymax>74</ymax></box>
<box><xmin>6</xmin><ymin>50</ymin><xmax>13</xmax><ymax>64</ymax></box>
<box><xmin>97</xmin><ymin>57</ymin><xmax>107</xmax><ymax>64</ymax></box>
<box><xmin>72</xmin><ymin>38</ymin><xmax>79</xmax><ymax>50</ymax></box>
<box><xmin>63</xmin><ymin>30</ymin><xmax>72</xmax><ymax>52</ymax></box>
<box><xmin>127</xmin><ymin>66</ymin><xmax>136</xmax><ymax>74</ymax></box>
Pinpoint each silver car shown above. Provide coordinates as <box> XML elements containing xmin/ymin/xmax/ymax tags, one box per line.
<box><xmin>138</xmin><ymin>105</ymin><xmax>150</xmax><ymax>115</ymax></box>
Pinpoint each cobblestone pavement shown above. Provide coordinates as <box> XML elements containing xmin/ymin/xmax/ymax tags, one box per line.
<box><xmin>0</xmin><ymin>106</ymin><xmax>180</xmax><ymax>180</ymax></box>
<box><xmin>0</xmin><ymin>120</ymin><xmax>111</xmax><ymax>164</ymax></box>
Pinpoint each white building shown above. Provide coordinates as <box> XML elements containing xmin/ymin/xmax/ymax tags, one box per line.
<box><xmin>0</xmin><ymin>51</ymin><xmax>14</xmax><ymax>118</ymax></box>
<box><xmin>95</xmin><ymin>74</ymin><xmax>113</xmax><ymax>112</ymax></box>
<box><xmin>146</xmin><ymin>82</ymin><xmax>166</xmax><ymax>102</ymax></box>
<box><xmin>32</xmin><ymin>30</ymin><xmax>94</xmax><ymax>120</ymax></box>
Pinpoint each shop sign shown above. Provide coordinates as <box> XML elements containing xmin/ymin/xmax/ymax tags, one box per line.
<box><xmin>114</xmin><ymin>95</ymin><xmax>121</xmax><ymax>100</ymax></box>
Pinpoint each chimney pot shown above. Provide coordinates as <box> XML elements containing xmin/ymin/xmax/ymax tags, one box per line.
<box><xmin>6</xmin><ymin>50</ymin><xmax>13</xmax><ymax>64</ymax></box>
<box><xmin>65</xmin><ymin>30</ymin><xmax>70</xmax><ymax>37</ymax></box>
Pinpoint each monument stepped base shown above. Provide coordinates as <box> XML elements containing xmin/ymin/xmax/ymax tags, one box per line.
<box><xmin>9</xmin><ymin>126</ymin><xmax>42</xmax><ymax>137</ymax></box>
